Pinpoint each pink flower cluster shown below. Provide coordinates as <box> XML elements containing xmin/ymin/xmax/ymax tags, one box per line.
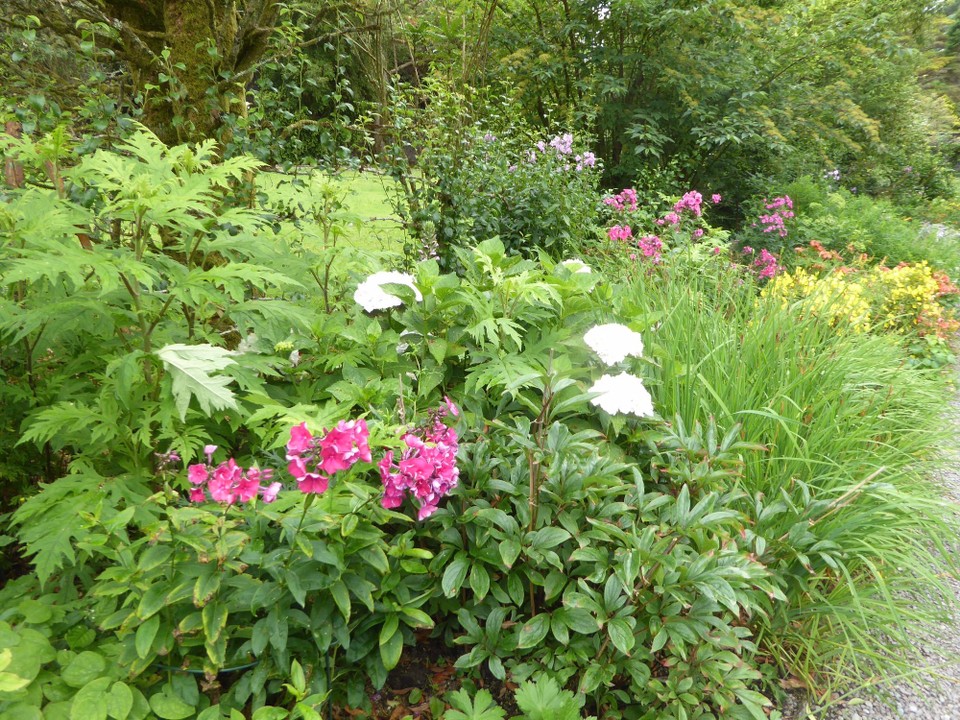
<box><xmin>549</xmin><ymin>133</ymin><xmax>574</xmax><ymax>155</ymax></box>
<box><xmin>636</xmin><ymin>235</ymin><xmax>663</xmax><ymax>262</ymax></box>
<box><xmin>673</xmin><ymin>190</ymin><xmax>703</xmax><ymax>217</ymax></box>
<box><xmin>753</xmin><ymin>248</ymin><xmax>781</xmax><ymax>279</ymax></box>
<box><xmin>608</xmin><ymin>224</ymin><xmax>633</xmax><ymax>242</ymax></box>
<box><xmin>603</xmin><ymin>188</ymin><xmax>638</xmax><ymax>213</ymax></box>
<box><xmin>286</xmin><ymin>420</ymin><xmax>372</xmax><ymax>495</ymax></box>
<box><xmin>655</xmin><ymin>212</ymin><xmax>680</xmax><ymax>226</ymax></box>
<box><xmin>379</xmin><ymin>399</ymin><xmax>460</xmax><ymax>520</ymax></box>
<box><xmin>759</xmin><ymin>196</ymin><xmax>794</xmax><ymax>238</ymax></box>
<box><xmin>188</xmin><ymin>445</ymin><xmax>280</xmax><ymax>505</ymax></box>
<box><xmin>575</xmin><ymin>152</ymin><xmax>596</xmax><ymax>171</ymax></box>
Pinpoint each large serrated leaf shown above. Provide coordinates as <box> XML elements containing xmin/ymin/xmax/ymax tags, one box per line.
<box><xmin>156</xmin><ymin>343</ymin><xmax>239</xmax><ymax>420</ymax></box>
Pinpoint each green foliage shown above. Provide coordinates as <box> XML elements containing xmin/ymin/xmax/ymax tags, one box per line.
<box><xmin>3</xmin><ymin>126</ymin><xmax>958</xmax><ymax>720</ymax></box>
<box><xmin>617</xmin><ymin>263</ymin><xmax>956</xmax><ymax>697</ymax></box>
<box><xmin>386</xmin><ymin>79</ymin><xmax>600</xmax><ymax>268</ymax></box>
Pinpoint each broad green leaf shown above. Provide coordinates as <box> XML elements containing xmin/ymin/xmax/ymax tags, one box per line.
<box><xmin>607</xmin><ymin>618</ymin><xmax>635</xmax><ymax>656</ymax></box>
<box><xmin>380</xmin><ymin>628</ymin><xmax>403</xmax><ymax>671</ymax></box>
<box><xmin>156</xmin><ymin>343</ymin><xmax>239</xmax><ymax>420</ymax></box>
<box><xmin>107</xmin><ymin>681</ymin><xmax>135</xmax><ymax>720</ymax></box>
<box><xmin>61</xmin><ymin>651</ymin><xmax>107</xmax><ymax>689</ymax></box>
<box><xmin>70</xmin><ymin>677</ymin><xmax>112</xmax><ymax>720</ymax></box>
<box><xmin>517</xmin><ymin>613</ymin><xmax>551</xmax><ymax>649</ymax></box>
<box><xmin>134</xmin><ymin>616</ymin><xmax>159</xmax><ymax>659</ymax></box>
<box><xmin>149</xmin><ymin>687</ymin><xmax>194</xmax><ymax>720</ymax></box>
<box><xmin>441</xmin><ymin>552</ymin><xmax>470</xmax><ymax>598</ymax></box>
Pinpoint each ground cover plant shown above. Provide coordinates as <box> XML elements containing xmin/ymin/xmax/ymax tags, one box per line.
<box><xmin>2</xmin><ymin>123</ymin><xmax>960</xmax><ymax>720</ymax></box>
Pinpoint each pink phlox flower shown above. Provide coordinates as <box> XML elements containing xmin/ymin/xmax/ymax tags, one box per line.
<box><xmin>319</xmin><ymin>419</ymin><xmax>371</xmax><ymax>474</ymax></box>
<box><xmin>285</xmin><ymin>418</ymin><xmax>371</xmax><ymax>495</ymax></box>
<box><xmin>549</xmin><ymin>133</ymin><xmax>574</xmax><ymax>155</ymax></box>
<box><xmin>753</xmin><ymin>248</ymin><xmax>781</xmax><ymax>279</ymax></box>
<box><xmin>712</xmin><ymin>247</ymin><xmax>722</xmax><ymax>255</ymax></box>
<box><xmin>298</xmin><ymin>473</ymin><xmax>329</xmax><ymax>495</ymax></box>
<box><xmin>188</xmin><ymin>464</ymin><xmax>209</xmax><ymax>486</ymax></box>
<box><xmin>636</xmin><ymin>235</ymin><xmax>663</xmax><ymax>263</ymax></box>
<box><xmin>603</xmin><ymin>188</ymin><xmax>637</xmax><ymax>213</ymax></box>
<box><xmin>262</xmin><ymin>482</ymin><xmax>282</xmax><ymax>504</ymax></box>
<box><xmin>742</xmin><ymin>246</ymin><xmax>755</xmax><ymax>255</ymax></box>
<box><xmin>712</xmin><ymin>194</ymin><xmax>722</xmax><ymax>204</ymax></box>
<box><xmin>188</xmin><ymin>453</ymin><xmax>282</xmax><ymax>505</ymax></box>
<box><xmin>378</xmin><ymin>404</ymin><xmax>460</xmax><ymax>520</ymax></box>
<box><xmin>608</xmin><ymin>224</ymin><xmax>632</xmax><ymax>242</ymax></box>
<box><xmin>693</xmin><ymin>228</ymin><xmax>704</xmax><ymax>239</ymax></box>
<box><xmin>444</xmin><ymin>396</ymin><xmax>460</xmax><ymax>417</ymax></box>
<box><xmin>287</xmin><ymin>422</ymin><xmax>313</xmax><ymax>456</ymax></box>
<box><xmin>674</xmin><ymin>190</ymin><xmax>703</xmax><ymax>217</ymax></box>
<box><xmin>662</xmin><ymin>212</ymin><xmax>680</xmax><ymax>226</ymax></box>
<box><xmin>203</xmin><ymin>444</ymin><xmax>217</xmax><ymax>462</ymax></box>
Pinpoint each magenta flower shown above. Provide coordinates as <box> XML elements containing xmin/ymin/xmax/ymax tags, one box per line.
<box><xmin>188</xmin><ymin>464</ymin><xmax>209</xmax><ymax>486</ymax></box>
<box><xmin>636</xmin><ymin>235</ymin><xmax>663</xmax><ymax>262</ymax></box>
<box><xmin>712</xmin><ymin>194</ymin><xmax>722</xmax><ymax>204</ymax></box>
<box><xmin>693</xmin><ymin>228</ymin><xmax>704</xmax><ymax>239</ymax></box>
<box><xmin>285</xmin><ymin>418</ymin><xmax>371</xmax><ymax>495</ymax></box>
<box><xmin>379</xmin><ymin>402</ymin><xmax>459</xmax><ymax>520</ymax></box>
<box><xmin>187</xmin><ymin>456</ymin><xmax>277</xmax><ymax>506</ymax></box>
<box><xmin>673</xmin><ymin>190</ymin><xmax>703</xmax><ymax>217</ymax></box>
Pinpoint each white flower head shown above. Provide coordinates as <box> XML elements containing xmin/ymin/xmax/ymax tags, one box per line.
<box><xmin>561</xmin><ymin>258</ymin><xmax>592</xmax><ymax>274</ymax></box>
<box><xmin>354</xmin><ymin>271</ymin><xmax>423</xmax><ymax>312</ymax></box>
<box><xmin>584</xmin><ymin>323</ymin><xmax>644</xmax><ymax>365</ymax></box>
<box><xmin>589</xmin><ymin>372</ymin><xmax>654</xmax><ymax>417</ymax></box>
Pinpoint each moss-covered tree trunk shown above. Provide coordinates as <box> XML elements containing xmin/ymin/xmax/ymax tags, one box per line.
<box><xmin>23</xmin><ymin>0</ymin><xmax>280</xmax><ymax>144</ymax></box>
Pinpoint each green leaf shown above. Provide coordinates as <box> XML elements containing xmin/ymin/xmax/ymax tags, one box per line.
<box><xmin>0</xmin><ymin>671</ymin><xmax>32</xmax><ymax>692</ymax></box>
<box><xmin>251</xmin><ymin>708</ymin><xmax>289</xmax><ymax>720</ymax></box>
<box><xmin>156</xmin><ymin>343</ymin><xmax>239</xmax><ymax>421</ymax></box>
<box><xmin>202</xmin><ymin>603</ymin><xmax>228</xmax><ymax>643</ymax></box>
<box><xmin>607</xmin><ymin>618</ymin><xmax>635</xmax><ymax>656</ymax></box>
<box><xmin>380</xmin><ymin>627</ymin><xmax>403</xmax><ymax>671</ymax></box>
<box><xmin>469</xmin><ymin>564</ymin><xmax>490</xmax><ymax>602</ymax></box>
<box><xmin>61</xmin><ymin>651</ymin><xmax>107</xmax><ymax>689</ymax></box>
<box><xmin>136</xmin><ymin>584</ymin><xmax>167</xmax><ymax>620</ymax></box>
<box><xmin>135</xmin><ymin>616</ymin><xmax>159</xmax><ymax>659</ymax></box>
<box><xmin>107</xmin><ymin>681</ymin><xmax>135</xmax><ymax>720</ymax></box>
<box><xmin>517</xmin><ymin>614</ymin><xmax>551</xmax><ymax>649</ymax></box>
<box><xmin>193</xmin><ymin>566</ymin><xmax>221</xmax><ymax>607</ymax></box>
<box><xmin>149</xmin><ymin>687</ymin><xmax>195</xmax><ymax>720</ymax></box>
<box><xmin>498</xmin><ymin>539</ymin><xmax>521</xmax><ymax>569</ymax></box>
<box><xmin>442</xmin><ymin>552</ymin><xmax>470</xmax><ymax>598</ymax></box>
<box><xmin>331</xmin><ymin>580</ymin><xmax>351</xmax><ymax>622</ymax></box>
<box><xmin>528</xmin><ymin>527</ymin><xmax>570</xmax><ymax>550</ymax></box>
<box><xmin>70</xmin><ymin>677</ymin><xmax>112</xmax><ymax>720</ymax></box>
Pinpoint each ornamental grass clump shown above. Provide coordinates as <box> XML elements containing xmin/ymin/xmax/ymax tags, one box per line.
<box><xmin>616</xmin><ymin>263</ymin><xmax>956</xmax><ymax>697</ymax></box>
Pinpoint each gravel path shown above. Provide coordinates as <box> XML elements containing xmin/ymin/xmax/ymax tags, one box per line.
<box><xmin>783</xmin><ymin>386</ymin><xmax>960</xmax><ymax>720</ymax></box>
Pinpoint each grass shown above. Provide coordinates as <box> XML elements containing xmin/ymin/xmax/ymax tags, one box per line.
<box><xmin>612</xmin><ymin>261</ymin><xmax>958</xmax><ymax>700</ymax></box>
<box><xmin>324</xmin><ymin>170</ymin><xmax>407</xmax><ymax>251</ymax></box>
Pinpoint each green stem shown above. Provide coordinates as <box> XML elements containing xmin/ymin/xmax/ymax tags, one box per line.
<box><xmin>286</xmin><ymin>493</ymin><xmax>316</xmax><ymax>566</ymax></box>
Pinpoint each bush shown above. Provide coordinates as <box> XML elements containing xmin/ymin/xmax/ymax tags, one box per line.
<box><xmin>386</xmin><ymin>79</ymin><xmax>600</xmax><ymax>269</ymax></box>
<box><xmin>3</xmin><ymin>129</ymin><xmax>957</xmax><ymax>719</ymax></box>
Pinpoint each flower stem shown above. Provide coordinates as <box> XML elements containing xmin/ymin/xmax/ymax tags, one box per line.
<box><xmin>286</xmin><ymin>493</ymin><xmax>316</xmax><ymax>566</ymax></box>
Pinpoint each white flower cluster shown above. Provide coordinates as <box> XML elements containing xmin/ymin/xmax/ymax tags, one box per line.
<box><xmin>584</xmin><ymin>323</ymin><xmax>644</xmax><ymax>365</ymax></box>
<box><xmin>354</xmin><ymin>271</ymin><xmax>422</xmax><ymax>313</ymax></box>
<box><xmin>584</xmin><ymin>322</ymin><xmax>654</xmax><ymax>418</ymax></box>
<box><xmin>589</xmin><ymin>372</ymin><xmax>654</xmax><ymax>417</ymax></box>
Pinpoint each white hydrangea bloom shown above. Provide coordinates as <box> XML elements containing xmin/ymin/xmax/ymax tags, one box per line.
<box><xmin>589</xmin><ymin>372</ymin><xmax>655</xmax><ymax>417</ymax></box>
<box><xmin>584</xmin><ymin>323</ymin><xmax>644</xmax><ymax>365</ymax></box>
<box><xmin>354</xmin><ymin>271</ymin><xmax>423</xmax><ymax>312</ymax></box>
<box><xmin>561</xmin><ymin>258</ymin><xmax>592</xmax><ymax>274</ymax></box>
